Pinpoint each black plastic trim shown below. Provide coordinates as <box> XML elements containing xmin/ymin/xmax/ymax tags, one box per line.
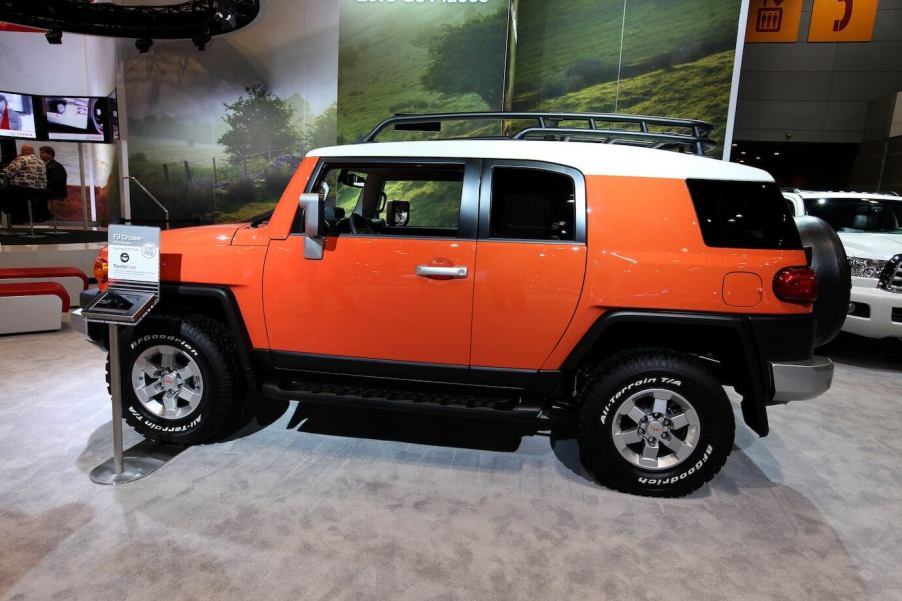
<box><xmin>269</xmin><ymin>350</ymin><xmax>551</xmax><ymax>389</ymax></box>
<box><xmin>561</xmin><ymin>310</ymin><xmax>819</xmax><ymax>437</ymax></box>
<box><xmin>158</xmin><ymin>283</ymin><xmax>259</xmax><ymax>392</ymax></box>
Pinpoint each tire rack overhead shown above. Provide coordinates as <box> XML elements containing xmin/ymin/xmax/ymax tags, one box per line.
<box><xmin>0</xmin><ymin>0</ymin><xmax>259</xmax><ymax>40</ymax></box>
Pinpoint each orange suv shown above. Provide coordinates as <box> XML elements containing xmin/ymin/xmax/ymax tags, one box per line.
<box><xmin>83</xmin><ymin>112</ymin><xmax>847</xmax><ymax>497</ymax></box>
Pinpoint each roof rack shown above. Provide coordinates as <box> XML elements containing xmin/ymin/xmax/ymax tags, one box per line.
<box><xmin>362</xmin><ymin>111</ymin><xmax>717</xmax><ymax>156</ymax></box>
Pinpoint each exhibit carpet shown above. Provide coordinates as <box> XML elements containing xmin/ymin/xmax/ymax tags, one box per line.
<box><xmin>0</xmin><ymin>324</ymin><xmax>900</xmax><ymax>601</ymax></box>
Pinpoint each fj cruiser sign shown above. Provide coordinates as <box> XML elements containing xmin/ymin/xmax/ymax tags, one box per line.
<box><xmin>108</xmin><ymin>225</ymin><xmax>160</xmax><ymax>284</ymax></box>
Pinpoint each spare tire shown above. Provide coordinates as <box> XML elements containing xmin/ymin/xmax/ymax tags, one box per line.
<box><xmin>794</xmin><ymin>216</ymin><xmax>851</xmax><ymax>347</ymax></box>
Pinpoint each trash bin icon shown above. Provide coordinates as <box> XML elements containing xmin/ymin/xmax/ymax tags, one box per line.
<box><xmin>756</xmin><ymin>0</ymin><xmax>784</xmax><ymax>32</ymax></box>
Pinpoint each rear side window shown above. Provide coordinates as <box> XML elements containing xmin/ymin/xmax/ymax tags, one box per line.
<box><xmin>490</xmin><ymin>167</ymin><xmax>576</xmax><ymax>241</ymax></box>
<box><xmin>687</xmin><ymin>179</ymin><xmax>802</xmax><ymax>250</ymax></box>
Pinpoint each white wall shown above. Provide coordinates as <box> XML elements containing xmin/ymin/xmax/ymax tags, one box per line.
<box><xmin>736</xmin><ymin>0</ymin><xmax>902</xmax><ymax>143</ymax></box>
<box><xmin>0</xmin><ymin>30</ymin><xmax>118</xmax><ymax>223</ymax></box>
<box><xmin>0</xmin><ymin>31</ymin><xmax>115</xmax><ymax>96</ymax></box>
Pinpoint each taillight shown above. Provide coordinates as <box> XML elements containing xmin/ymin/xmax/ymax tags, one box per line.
<box><xmin>93</xmin><ymin>245</ymin><xmax>109</xmax><ymax>291</ymax></box>
<box><xmin>773</xmin><ymin>266</ymin><xmax>817</xmax><ymax>303</ymax></box>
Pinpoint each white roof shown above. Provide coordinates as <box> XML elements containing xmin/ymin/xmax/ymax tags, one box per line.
<box><xmin>308</xmin><ymin>140</ymin><xmax>773</xmax><ymax>182</ymax></box>
<box><xmin>789</xmin><ymin>190</ymin><xmax>901</xmax><ymax>201</ymax></box>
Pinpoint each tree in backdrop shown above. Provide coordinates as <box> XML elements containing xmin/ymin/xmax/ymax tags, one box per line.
<box><xmin>219</xmin><ymin>84</ymin><xmax>302</xmax><ymax>176</ymax></box>
<box><xmin>305</xmin><ymin>103</ymin><xmax>338</xmax><ymax>148</ymax></box>
<box><xmin>420</xmin><ymin>9</ymin><xmax>507</xmax><ymax>108</ymax></box>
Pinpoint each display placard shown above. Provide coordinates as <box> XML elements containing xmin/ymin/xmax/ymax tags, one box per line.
<box><xmin>83</xmin><ymin>224</ymin><xmax>160</xmax><ymax>326</ymax></box>
<box><xmin>108</xmin><ymin>225</ymin><xmax>160</xmax><ymax>285</ymax></box>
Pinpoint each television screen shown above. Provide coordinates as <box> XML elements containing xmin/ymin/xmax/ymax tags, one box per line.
<box><xmin>43</xmin><ymin>96</ymin><xmax>112</xmax><ymax>142</ymax></box>
<box><xmin>0</xmin><ymin>92</ymin><xmax>37</xmax><ymax>139</ymax></box>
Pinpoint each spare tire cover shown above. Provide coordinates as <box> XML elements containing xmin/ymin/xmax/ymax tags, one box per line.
<box><xmin>794</xmin><ymin>216</ymin><xmax>851</xmax><ymax>347</ymax></box>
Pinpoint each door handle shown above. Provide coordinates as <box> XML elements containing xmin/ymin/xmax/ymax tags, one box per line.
<box><xmin>416</xmin><ymin>265</ymin><xmax>468</xmax><ymax>279</ymax></box>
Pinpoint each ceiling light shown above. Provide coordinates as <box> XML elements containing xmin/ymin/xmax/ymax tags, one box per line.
<box><xmin>215</xmin><ymin>0</ymin><xmax>237</xmax><ymax>29</ymax></box>
<box><xmin>192</xmin><ymin>29</ymin><xmax>211</xmax><ymax>51</ymax></box>
<box><xmin>135</xmin><ymin>37</ymin><xmax>153</xmax><ymax>53</ymax></box>
<box><xmin>45</xmin><ymin>28</ymin><xmax>62</xmax><ymax>44</ymax></box>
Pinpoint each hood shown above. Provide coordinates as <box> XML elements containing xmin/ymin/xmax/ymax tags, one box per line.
<box><xmin>160</xmin><ymin>224</ymin><xmax>242</xmax><ymax>249</ymax></box>
<box><xmin>837</xmin><ymin>232</ymin><xmax>902</xmax><ymax>260</ymax></box>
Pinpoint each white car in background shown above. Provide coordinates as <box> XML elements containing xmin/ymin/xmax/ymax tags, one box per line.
<box><xmin>783</xmin><ymin>190</ymin><xmax>902</xmax><ymax>339</ymax></box>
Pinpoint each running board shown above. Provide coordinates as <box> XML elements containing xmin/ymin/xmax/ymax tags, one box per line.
<box><xmin>262</xmin><ymin>378</ymin><xmax>540</xmax><ymax>421</ymax></box>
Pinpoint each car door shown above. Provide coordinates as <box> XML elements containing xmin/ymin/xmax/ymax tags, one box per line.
<box><xmin>263</xmin><ymin>158</ymin><xmax>481</xmax><ymax>373</ymax></box>
<box><xmin>470</xmin><ymin>160</ymin><xmax>588</xmax><ymax>370</ymax></box>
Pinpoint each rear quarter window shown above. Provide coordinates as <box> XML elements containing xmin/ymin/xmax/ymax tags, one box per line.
<box><xmin>687</xmin><ymin>179</ymin><xmax>802</xmax><ymax>250</ymax></box>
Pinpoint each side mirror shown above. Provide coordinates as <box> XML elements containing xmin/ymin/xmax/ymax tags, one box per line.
<box><xmin>386</xmin><ymin>200</ymin><xmax>410</xmax><ymax>226</ymax></box>
<box><xmin>299</xmin><ymin>192</ymin><xmax>325</xmax><ymax>260</ymax></box>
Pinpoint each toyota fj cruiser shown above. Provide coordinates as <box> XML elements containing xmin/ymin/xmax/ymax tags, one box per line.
<box><xmin>79</xmin><ymin>112</ymin><xmax>848</xmax><ymax>497</ymax></box>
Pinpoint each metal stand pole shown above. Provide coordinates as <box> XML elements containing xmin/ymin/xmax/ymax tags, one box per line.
<box><xmin>109</xmin><ymin>324</ymin><xmax>125</xmax><ymax>475</ymax></box>
<box><xmin>90</xmin><ymin>324</ymin><xmax>187</xmax><ymax>484</ymax></box>
<box><xmin>45</xmin><ymin>198</ymin><xmax>68</xmax><ymax>235</ymax></box>
<box><xmin>78</xmin><ymin>143</ymin><xmax>89</xmax><ymax>231</ymax></box>
<box><xmin>17</xmin><ymin>196</ymin><xmax>45</xmax><ymax>239</ymax></box>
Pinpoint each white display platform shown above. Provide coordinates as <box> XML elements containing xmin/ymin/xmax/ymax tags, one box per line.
<box><xmin>0</xmin><ymin>294</ymin><xmax>62</xmax><ymax>334</ymax></box>
<box><xmin>0</xmin><ymin>240</ymin><xmax>104</xmax><ymax>277</ymax></box>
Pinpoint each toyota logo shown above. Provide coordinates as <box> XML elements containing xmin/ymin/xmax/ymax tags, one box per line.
<box><xmin>120</xmin><ymin>253</ymin><xmax>130</xmax><ymax>263</ymax></box>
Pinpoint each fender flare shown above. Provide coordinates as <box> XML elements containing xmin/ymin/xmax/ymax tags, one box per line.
<box><xmin>156</xmin><ymin>283</ymin><xmax>259</xmax><ymax>392</ymax></box>
<box><xmin>562</xmin><ymin>310</ymin><xmax>772</xmax><ymax>437</ymax></box>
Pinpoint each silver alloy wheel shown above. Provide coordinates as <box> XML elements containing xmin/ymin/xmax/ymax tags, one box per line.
<box><xmin>610</xmin><ymin>388</ymin><xmax>701</xmax><ymax>471</ymax></box>
<box><xmin>131</xmin><ymin>344</ymin><xmax>204</xmax><ymax>420</ymax></box>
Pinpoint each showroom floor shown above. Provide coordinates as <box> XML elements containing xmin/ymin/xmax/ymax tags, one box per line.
<box><xmin>1</xmin><ymin>320</ymin><xmax>900</xmax><ymax>601</ymax></box>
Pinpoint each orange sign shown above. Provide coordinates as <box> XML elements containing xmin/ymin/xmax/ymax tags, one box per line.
<box><xmin>745</xmin><ymin>0</ymin><xmax>803</xmax><ymax>43</ymax></box>
<box><xmin>809</xmin><ymin>0</ymin><xmax>879</xmax><ymax>42</ymax></box>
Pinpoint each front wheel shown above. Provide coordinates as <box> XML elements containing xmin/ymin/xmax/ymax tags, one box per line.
<box><xmin>578</xmin><ymin>350</ymin><xmax>734</xmax><ymax>497</ymax></box>
<box><xmin>108</xmin><ymin>313</ymin><xmax>243</xmax><ymax>445</ymax></box>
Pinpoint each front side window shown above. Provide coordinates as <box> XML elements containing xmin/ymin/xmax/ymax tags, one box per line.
<box><xmin>313</xmin><ymin>164</ymin><xmax>464</xmax><ymax>237</ymax></box>
<box><xmin>490</xmin><ymin>167</ymin><xmax>576</xmax><ymax>241</ymax></box>
<box><xmin>803</xmin><ymin>197</ymin><xmax>902</xmax><ymax>234</ymax></box>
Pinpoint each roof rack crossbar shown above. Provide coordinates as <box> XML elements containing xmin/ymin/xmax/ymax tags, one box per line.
<box><xmin>512</xmin><ymin>127</ymin><xmax>716</xmax><ymax>150</ymax></box>
<box><xmin>361</xmin><ymin>111</ymin><xmax>716</xmax><ymax>155</ymax></box>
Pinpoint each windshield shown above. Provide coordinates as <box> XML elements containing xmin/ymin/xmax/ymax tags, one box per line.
<box><xmin>804</xmin><ymin>197</ymin><xmax>902</xmax><ymax>234</ymax></box>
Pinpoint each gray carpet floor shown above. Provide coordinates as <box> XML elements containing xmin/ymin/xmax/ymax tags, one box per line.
<box><xmin>1</xmin><ymin>320</ymin><xmax>900</xmax><ymax>601</ymax></box>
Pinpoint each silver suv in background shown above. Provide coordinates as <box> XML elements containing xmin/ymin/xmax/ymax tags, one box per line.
<box><xmin>783</xmin><ymin>190</ymin><xmax>902</xmax><ymax>339</ymax></box>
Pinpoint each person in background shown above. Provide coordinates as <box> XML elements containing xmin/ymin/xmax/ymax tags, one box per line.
<box><xmin>0</xmin><ymin>94</ymin><xmax>23</xmax><ymax>132</ymax></box>
<box><xmin>1</xmin><ymin>144</ymin><xmax>47</xmax><ymax>223</ymax></box>
<box><xmin>39</xmin><ymin>146</ymin><xmax>66</xmax><ymax>221</ymax></box>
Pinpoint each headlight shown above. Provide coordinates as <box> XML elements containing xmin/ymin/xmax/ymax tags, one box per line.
<box><xmin>848</xmin><ymin>257</ymin><xmax>886</xmax><ymax>279</ymax></box>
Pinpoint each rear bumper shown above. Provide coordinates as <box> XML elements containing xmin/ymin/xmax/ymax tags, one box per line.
<box><xmin>770</xmin><ymin>356</ymin><xmax>834</xmax><ymax>402</ymax></box>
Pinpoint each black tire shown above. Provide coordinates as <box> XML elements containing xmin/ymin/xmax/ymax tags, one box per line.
<box><xmin>795</xmin><ymin>215</ymin><xmax>851</xmax><ymax>347</ymax></box>
<box><xmin>578</xmin><ymin>350</ymin><xmax>734</xmax><ymax>497</ymax></box>
<box><xmin>107</xmin><ymin>313</ymin><xmax>243</xmax><ymax>445</ymax></box>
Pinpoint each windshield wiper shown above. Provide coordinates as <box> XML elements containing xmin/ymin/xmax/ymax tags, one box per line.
<box><xmin>250</xmin><ymin>210</ymin><xmax>275</xmax><ymax>228</ymax></box>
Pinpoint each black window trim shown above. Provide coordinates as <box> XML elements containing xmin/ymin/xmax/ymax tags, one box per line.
<box><xmin>301</xmin><ymin>157</ymin><xmax>482</xmax><ymax>240</ymax></box>
<box><xmin>478</xmin><ymin>159</ymin><xmax>587</xmax><ymax>245</ymax></box>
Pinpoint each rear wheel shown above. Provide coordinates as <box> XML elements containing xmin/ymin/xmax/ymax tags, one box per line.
<box><xmin>578</xmin><ymin>350</ymin><xmax>734</xmax><ymax>497</ymax></box>
<box><xmin>108</xmin><ymin>313</ymin><xmax>243</xmax><ymax>444</ymax></box>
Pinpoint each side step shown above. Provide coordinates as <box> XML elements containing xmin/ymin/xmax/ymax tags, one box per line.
<box><xmin>262</xmin><ymin>378</ymin><xmax>541</xmax><ymax>421</ymax></box>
